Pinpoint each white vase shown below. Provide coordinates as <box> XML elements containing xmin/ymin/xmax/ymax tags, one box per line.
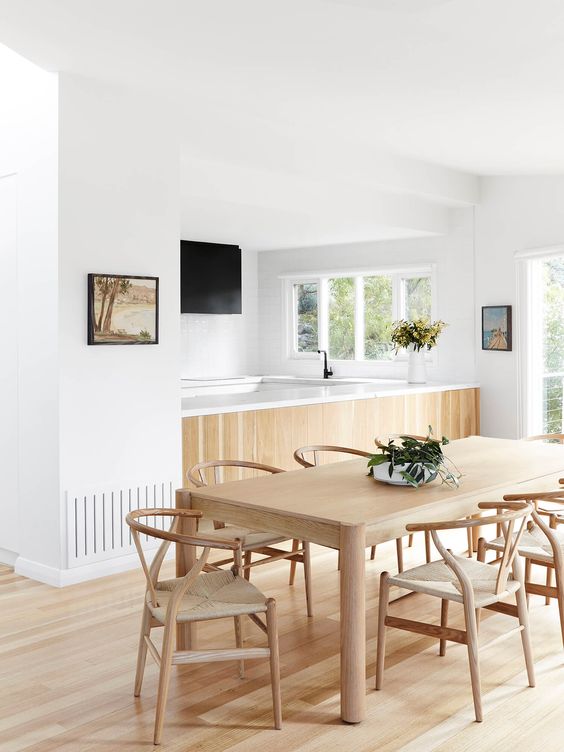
<box><xmin>407</xmin><ymin>344</ymin><xmax>426</xmax><ymax>384</ymax></box>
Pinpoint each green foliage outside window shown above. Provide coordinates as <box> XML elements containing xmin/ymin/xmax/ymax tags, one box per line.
<box><xmin>543</xmin><ymin>258</ymin><xmax>564</xmax><ymax>433</ymax></box>
<box><xmin>364</xmin><ymin>276</ymin><xmax>393</xmax><ymax>360</ymax></box>
<box><xmin>293</xmin><ymin>273</ymin><xmax>434</xmax><ymax>362</ymax></box>
<box><xmin>296</xmin><ymin>283</ymin><xmax>318</xmax><ymax>352</ymax></box>
<box><xmin>329</xmin><ymin>277</ymin><xmax>355</xmax><ymax>360</ymax></box>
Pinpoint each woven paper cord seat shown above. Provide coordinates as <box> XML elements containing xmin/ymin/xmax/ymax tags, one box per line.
<box><xmin>150</xmin><ymin>570</ymin><xmax>268</xmax><ymax>623</ymax></box>
<box><xmin>202</xmin><ymin>525</ymin><xmax>287</xmax><ymax>550</ymax></box>
<box><xmin>485</xmin><ymin>524</ymin><xmax>564</xmax><ymax>563</ymax></box>
<box><xmin>388</xmin><ymin>554</ymin><xmax>521</xmax><ymax>608</ymax></box>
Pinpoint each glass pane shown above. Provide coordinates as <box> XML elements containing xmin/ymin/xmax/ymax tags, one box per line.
<box><xmin>364</xmin><ymin>276</ymin><xmax>393</xmax><ymax>360</ymax></box>
<box><xmin>543</xmin><ymin>375</ymin><xmax>563</xmax><ymax>434</ymax></box>
<box><xmin>295</xmin><ymin>283</ymin><xmax>318</xmax><ymax>352</ymax></box>
<box><xmin>403</xmin><ymin>277</ymin><xmax>432</xmax><ymax>320</ymax></box>
<box><xmin>328</xmin><ymin>277</ymin><xmax>355</xmax><ymax>360</ymax></box>
<box><xmin>542</xmin><ymin>257</ymin><xmax>564</xmax><ymax>375</ymax></box>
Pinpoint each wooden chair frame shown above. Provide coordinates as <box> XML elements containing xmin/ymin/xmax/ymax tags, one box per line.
<box><xmin>525</xmin><ymin>433</ymin><xmax>564</xmax><ymax>444</ymax></box>
<box><xmin>126</xmin><ymin>508</ymin><xmax>281</xmax><ymax>745</ymax></box>
<box><xmin>187</xmin><ymin>459</ymin><xmax>312</xmax><ymax>617</ymax></box>
<box><xmin>478</xmin><ymin>483</ymin><xmax>564</xmax><ymax>646</ymax></box>
<box><xmin>376</xmin><ymin>501</ymin><xmax>534</xmax><ymax>723</ymax></box>
<box><xmin>294</xmin><ymin>443</ymin><xmax>432</xmax><ymax>571</ymax></box>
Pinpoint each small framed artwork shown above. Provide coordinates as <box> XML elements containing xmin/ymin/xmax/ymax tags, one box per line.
<box><xmin>482</xmin><ymin>305</ymin><xmax>512</xmax><ymax>351</ymax></box>
<box><xmin>88</xmin><ymin>274</ymin><xmax>159</xmax><ymax>345</ymax></box>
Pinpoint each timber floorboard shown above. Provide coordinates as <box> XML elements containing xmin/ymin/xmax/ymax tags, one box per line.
<box><xmin>0</xmin><ymin>529</ymin><xmax>563</xmax><ymax>752</ymax></box>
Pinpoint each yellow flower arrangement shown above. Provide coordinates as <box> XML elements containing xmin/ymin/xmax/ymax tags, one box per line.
<box><xmin>390</xmin><ymin>318</ymin><xmax>447</xmax><ymax>352</ymax></box>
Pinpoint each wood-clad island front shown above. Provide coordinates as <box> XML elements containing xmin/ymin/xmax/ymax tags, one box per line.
<box><xmin>182</xmin><ymin>387</ymin><xmax>480</xmax><ymax>482</ymax></box>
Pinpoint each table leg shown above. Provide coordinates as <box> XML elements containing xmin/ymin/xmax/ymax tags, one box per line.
<box><xmin>340</xmin><ymin>522</ymin><xmax>366</xmax><ymax>723</ymax></box>
<box><xmin>175</xmin><ymin>489</ymin><xmax>196</xmax><ymax>650</ymax></box>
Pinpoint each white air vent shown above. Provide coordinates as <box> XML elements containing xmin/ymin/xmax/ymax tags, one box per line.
<box><xmin>65</xmin><ymin>481</ymin><xmax>174</xmax><ymax>568</ymax></box>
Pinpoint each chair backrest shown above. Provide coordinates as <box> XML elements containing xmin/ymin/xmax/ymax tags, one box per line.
<box><xmin>187</xmin><ymin>459</ymin><xmax>284</xmax><ymax>487</ymax></box>
<box><xmin>375</xmin><ymin>433</ymin><xmax>428</xmax><ymax>445</ymax></box>
<box><xmin>525</xmin><ymin>433</ymin><xmax>564</xmax><ymax>444</ymax></box>
<box><xmin>293</xmin><ymin>444</ymin><xmax>372</xmax><ymax>469</ymax></box>
<box><xmin>125</xmin><ymin>508</ymin><xmax>240</xmax><ymax>610</ymax></box>
<box><xmin>504</xmin><ymin>489</ymin><xmax>564</xmax><ymax>567</ymax></box>
<box><xmin>406</xmin><ymin>500</ymin><xmax>532</xmax><ymax>598</ymax></box>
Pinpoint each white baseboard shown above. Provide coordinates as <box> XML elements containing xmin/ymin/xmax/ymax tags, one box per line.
<box><xmin>0</xmin><ymin>547</ymin><xmax>19</xmax><ymax>567</ymax></box>
<box><xmin>14</xmin><ymin>548</ymin><xmax>174</xmax><ymax>588</ymax></box>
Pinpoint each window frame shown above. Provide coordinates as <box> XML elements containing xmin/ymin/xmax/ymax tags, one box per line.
<box><xmin>282</xmin><ymin>264</ymin><xmax>437</xmax><ymax>364</ymax></box>
<box><xmin>516</xmin><ymin>245</ymin><xmax>564</xmax><ymax>436</ymax></box>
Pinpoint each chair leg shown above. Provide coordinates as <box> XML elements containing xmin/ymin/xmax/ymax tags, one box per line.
<box><xmin>439</xmin><ymin>599</ymin><xmax>449</xmax><ymax>656</ymax></box>
<box><xmin>234</xmin><ymin>616</ymin><xmax>245</xmax><ymax>678</ymax></box>
<box><xmin>475</xmin><ymin>608</ymin><xmax>481</xmax><ymax>635</ymax></box>
<box><xmin>425</xmin><ymin>531</ymin><xmax>431</xmax><ymax>563</ymax></box>
<box><xmin>477</xmin><ymin>537</ymin><xmax>486</xmax><ymax>563</ymax></box>
<box><xmin>462</xmin><ymin>599</ymin><xmax>482</xmax><ymax>722</ymax></box>
<box><xmin>370</xmin><ymin>545</ymin><xmax>377</xmax><ymax>560</ymax></box>
<box><xmin>244</xmin><ymin>551</ymin><xmax>252</xmax><ymax>580</ymax></box>
<box><xmin>545</xmin><ymin>566</ymin><xmax>553</xmax><ymax>606</ymax></box>
<box><xmin>375</xmin><ymin>571</ymin><xmax>390</xmax><ymax>690</ymax></box>
<box><xmin>515</xmin><ymin>584</ymin><xmax>535</xmax><ymax>687</ymax></box>
<box><xmin>266</xmin><ymin>599</ymin><xmax>282</xmax><ymax>730</ymax></box>
<box><xmin>134</xmin><ymin>603</ymin><xmax>152</xmax><ymax>697</ymax></box>
<box><xmin>467</xmin><ymin>526</ymin><xmax>473</xmax><ymax>558</ymax></box>
<box><xmin>395</xmin><ymin>538</ymin><xmax>404</xmax><ymax>574</ymax></box>
<box><xmin>554</xmin><ymin>564</ymin><xmax>564</xmax><ymax>648</ymax></box>
<box><xmin>525</xmin><ymin>558</ymin><xmax>532</xmax><ymax>606</ymax></box>
<box><xmin>408</xmin><ymin>533</ymin><xmax>414</xmax><ymax>548</ymax></box>
<box><xmin>153</xmin><ymin>620</ymin><xmax>175</xmax><ymax>745</ymax></box>
<box><xmin>302</xmin><ymin>541</ymin><xmax>313</xmax><ymax>617</ymax></box>
<box><xmin>288</xmin><ymin>539</ymin><xmax>299</xmax><ymax>585</ymax></box>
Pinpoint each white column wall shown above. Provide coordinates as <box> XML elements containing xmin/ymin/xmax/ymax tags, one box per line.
<box><xmin>0</xmin><ymin>45</ymin><xmax>59</xmax><ymax>569</ymax></box>
<box><xmin>57</xmin><ymin>74</ymin><xmax>182</xmax><ymax>500</ymax></box>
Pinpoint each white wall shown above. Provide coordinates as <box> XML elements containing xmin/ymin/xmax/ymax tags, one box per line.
<box><xmin>180</xmin><ymin>249</ymin><xmax>258</xmax><ymax>378</ymax></box>
<box><xmin>0</xmin><ymin>45</ymin><xmax>59</xmax><ymax>567</ymax></box>
<box><xmin>0</xmin><ymin>176</ymin><xmax>18</xmax><ymax>561</ymax></box>
<box><xmin>257</xmin><ymin>209</ymin><xmax>477</xmax><ymax>384</ymax></box>
<box><xmin>57</xmin><ymin>74</ymin><xmax>182</xmax><ymax>502</ymax></box>
<box><xmin>475</xmin><ymin>176</ymin><xmax>564</xmax><ymax>438</ymax></box>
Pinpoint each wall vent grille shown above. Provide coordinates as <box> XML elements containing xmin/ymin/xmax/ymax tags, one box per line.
<box><xmin>65</xmin><ymin>481</ymin><xmax>174</xmax><ymax>567</ymax></box>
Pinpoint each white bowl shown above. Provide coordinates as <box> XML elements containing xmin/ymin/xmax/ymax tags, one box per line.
<box><xmin>371</xmin><ymin>462</ymin><xmax>437</xmax><ymax>486</ymax></box>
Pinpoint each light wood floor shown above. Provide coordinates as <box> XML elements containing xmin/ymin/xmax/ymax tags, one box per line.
<box><xmin>1</xmin><ymin>531</ymin><xmax>563</xmax><ymax>752</ymax></box>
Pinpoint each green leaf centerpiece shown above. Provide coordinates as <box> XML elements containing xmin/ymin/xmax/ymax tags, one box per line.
<box><xmin>367</xmin><ymin>427</ymin><xmax>461</xmax><ymax>488</ymax></box>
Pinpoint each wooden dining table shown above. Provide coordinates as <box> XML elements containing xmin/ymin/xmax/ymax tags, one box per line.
<box><xmin>175</xmin><ymin>436</ymin><xmax>564</xmax><ymax>724</ymax></box>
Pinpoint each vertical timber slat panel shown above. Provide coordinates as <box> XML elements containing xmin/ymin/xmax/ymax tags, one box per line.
<box><xmin>181</xmin><ymin>388</ymin><xmax>480</xmax><ymax>486</ymax></box>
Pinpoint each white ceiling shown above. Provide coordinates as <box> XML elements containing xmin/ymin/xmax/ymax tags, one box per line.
<box><xmin>1</xmin><ymin>0</ymin><xmax>563</xmax><ymax>248</ymax></box>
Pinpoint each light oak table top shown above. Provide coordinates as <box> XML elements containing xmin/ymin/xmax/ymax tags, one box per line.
<box><xmin>186</xmin><ymin>436</ymin><xmax>564</xmax><ymax>548</ymax></box>
<box><xmin>177</xmin><ymin>436</ymin><xmax>564</xmax><ymax>725</ymax></box>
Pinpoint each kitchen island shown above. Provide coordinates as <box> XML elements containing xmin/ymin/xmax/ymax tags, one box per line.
<box><xmin>181</xmin><ymin>377</ymin><xmax>480</xmax><ymax>481</ymax></box>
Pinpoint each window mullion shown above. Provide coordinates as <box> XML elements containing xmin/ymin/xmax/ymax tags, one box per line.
<box><xmin>354</xmin><ymin>276</ymin><xmax>364</xmax><ymax>361</ymax></box>
<box><xmin>392</xmin><ymin>274</ymin><xmax>401</xmax><ymax>321</ymax></box>
<box><xmin>319</xmin><ymin>278</ymin><xmax>329</xmax><ymax>352</ymax></box>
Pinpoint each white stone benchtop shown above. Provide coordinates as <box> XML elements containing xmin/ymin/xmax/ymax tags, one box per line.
<box><xmin>180</xmin><ymin>376</ymin><xmax>479</xmax><ymax>418</ymax></box>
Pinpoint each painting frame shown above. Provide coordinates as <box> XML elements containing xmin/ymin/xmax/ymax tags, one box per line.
<box><xmin>481</xmin><ymin>305</ymin><xmax>512</xmax><ymax>352</ymax></box>
<box><xmin>87</xmin><ymin>273</ymin><xmax>159</xmax><ymax>346</ymax></box>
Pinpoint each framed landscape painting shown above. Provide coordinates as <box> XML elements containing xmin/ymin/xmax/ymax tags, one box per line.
<box><xmin>88</xmin><ymin>274</ymin><xmax>159</xmax><ymax>345</ymax></box>
<box><xmin>482</xmin><ymin>305</ymin><xmax>512</xmax><ymax>351</ymax></box>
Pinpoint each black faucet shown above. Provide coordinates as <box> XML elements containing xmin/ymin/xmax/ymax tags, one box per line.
<box><xmin>317</xmin><ymin>350</ymin><xmax>333</xmax><ymax>379</ymax></box>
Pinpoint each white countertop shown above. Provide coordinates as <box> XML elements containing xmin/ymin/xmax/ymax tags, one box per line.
<box><xmin>181</xmin><ymin>376</ymin><xmax>479</xmax><ymax>418</ymax></box>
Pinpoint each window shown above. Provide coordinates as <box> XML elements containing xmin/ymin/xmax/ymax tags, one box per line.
<box><xmin>364</xmin><ymin>275</ymin><xmax>393</xmax><ymax>361</ymax></box>
<box><xmin>287</xmin><ymin>267</ymin><xmax>435</xmax><ymax>362</ymax></box>
<box><xmin>519</xmin><ymin>250</ymin><xmax>564</xmax><ymax>435</ymax></box>
<box><xmin>328</xmin><ymin>277</ymin><xmax>355</xmax><ymax>360</ymax></box>
<box><xmin>294</xmin><ymin>282</ymin><xmax>318</xmax><ymax>353</ymax></box>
